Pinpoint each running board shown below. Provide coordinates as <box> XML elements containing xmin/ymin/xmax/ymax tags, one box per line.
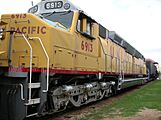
<box><xmin>122</xmin><ymin>77</ymin><xmax>148</xmax><ymax>82</ymax></box>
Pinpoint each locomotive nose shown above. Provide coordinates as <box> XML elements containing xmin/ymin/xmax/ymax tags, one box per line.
<box><xmin>0</xmin><ymin>20</ymin><xmax>7</xmax><ymax>41</ymax></box>
<box><xmin>0</xmin><ymin>20</ymin><xmax>7</xmax><ymax>58</ymax></box>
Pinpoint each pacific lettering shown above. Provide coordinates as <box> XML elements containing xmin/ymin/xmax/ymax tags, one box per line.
<box><xmin>10</xmin><ymin>26</ymin><xmax>47</xmax><ymax>35</ymax></box>
<box><xmin>28</xmin><ymin>26</ymin><xmax>31</xmax><ymax>34</ymax></box>
<box><xmin>37</xmin><ymin>26</ymin><xmax>40</xmax><ymax>34</ymax></box>
<box><xmin>41</xmin><ymin>26</ymin><xmax>47</xmax><ymax>34</ymax></box>
<box><xmin>21</xmin><ymin>27</ymin><xmax>27</xmax><ymax>34</ymax></box>
<box><xmin>31</xmin><ymin>26</ymin><xmax>36</xmax><ymax>34</ymax></box>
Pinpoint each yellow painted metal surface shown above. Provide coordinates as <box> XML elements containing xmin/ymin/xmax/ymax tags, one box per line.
<box><xmin>0</xmin><ymin>51</ymin><xmax>6</xmax><ymax>55</ymax></box>
<box><xmin>0</xmin><ymin>11</ymin><xmax>146</xmax><ymax>75</ymax></box>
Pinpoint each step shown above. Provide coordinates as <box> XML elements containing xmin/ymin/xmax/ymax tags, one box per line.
<box><xmin>25</xmin><ymin>98</ymin><xmax>40</xmax><ymax>105</ymax></box>
<box><xmin>26</xmin><ymin>113</ymin><xmax>38</xmax><ymax>118</ymax></box>
<box><xmin>28</xmin><ymin>83</ymin><xmax>40</xmax><ymax>89</ymax></box>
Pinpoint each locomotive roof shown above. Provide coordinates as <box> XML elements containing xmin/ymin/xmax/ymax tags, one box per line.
<box><xmin>28</xmin><ymin>0</ymin><xmax>96</xmax><ymax>23</ymax></box>
<box><xmin>28</xmin><ymin>0</ymin><xmax>81</xmax><ymax>14</ymax></box>
<box><xmin>109</xmin><ymin>31</ymin><xmax>145</xmax><ymax>60</ymax></box>
<box><xmin>109</xmin><ymin>31</ymin><xmax>124</xmax><ymax>46</ymax></box>
<box><xmin>146</xmin><ymin>59</ymin><xmax>158</xmax><ymax>64</ymax></box>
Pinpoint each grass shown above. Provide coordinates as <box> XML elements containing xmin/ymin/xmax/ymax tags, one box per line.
<box><xmin>80</xmin><ymin>80</ymin><xmax>161</xmax><ymax>120</ymax></box>
<box><xmin>159</xmin><ymin>117</ymin><xmax>161</xmax><ymax>120</ymax></box>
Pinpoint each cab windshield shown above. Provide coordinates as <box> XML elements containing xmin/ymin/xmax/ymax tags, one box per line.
<box><xmin>41</xmin><ymin>11</ymin><xmax>73</xmax><ymax>30</ymax></box>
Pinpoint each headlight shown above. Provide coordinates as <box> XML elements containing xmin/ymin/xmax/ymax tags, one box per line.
<box><xmin>0</xmin><ymin>28</ymin><xmax>3</xmax><ymax>39</ymax></box>
<box><xmin>0</xmin><ymin>28</ymin><xmax>4</xmax><ymax>40</ymax></box>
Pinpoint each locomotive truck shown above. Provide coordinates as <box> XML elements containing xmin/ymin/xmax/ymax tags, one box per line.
<box><xmin>0</xmin><ymin>0</ymin><xmax>156</xmax><ymax>120</ymax></box>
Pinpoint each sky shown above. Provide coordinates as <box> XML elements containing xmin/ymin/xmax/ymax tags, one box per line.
<box><xmin>0</xmin><ymin>0</ymin><xmax>161</xmax><ymax>65</ymax></box>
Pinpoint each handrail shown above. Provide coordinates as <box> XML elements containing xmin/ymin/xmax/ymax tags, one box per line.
<box><xmin>1</xmin><ymin>83</ymin><xmax>25</xmax><ymax>101</ymax></box>
<box><xmin>19</xmin><ymin>84</ymin><xmax>25</xmax><ymax>100</ymax></box>
<box><xmin>21</xmin><ymin>34</ymin><xmax>33</xmax><ymax>102</ymax></box>
<box><xmin>29</xmin><ymin>37</ymin><xmax>50</xmax><ymax>93</ymax></box>
<box><xmin>122</xmin><ymin>61</ymin><xmax>125</xmax><ymax>80</ymax></box>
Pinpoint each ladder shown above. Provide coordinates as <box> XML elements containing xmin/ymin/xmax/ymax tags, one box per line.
<box><xmin>21</xmin><ymin>34</ymin><xmax>49</xmax><ymax>117</ymax></box>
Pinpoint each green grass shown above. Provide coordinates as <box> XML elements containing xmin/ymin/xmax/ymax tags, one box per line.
<box><xmin>159</xmin><ymin>116</ymin><xmax>161</xmax><ymax>120</ymax></box>
<box><xmin>80</xmin><ymin>80</ymin><xmax>161</xmax><ymax>120</ymax></box>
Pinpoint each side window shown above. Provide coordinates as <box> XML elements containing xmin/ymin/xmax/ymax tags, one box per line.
<box><xmin>99</xmin><ymin>24</ymin><xmax>109</xmax><ymax>39</ymax></box>
<box><xmin>86</xmin><ymin>20</ymin><xmax>92</xmax><ymax>35</ymax></box>
<box><xmin>77</xmin><ymin>13</ymin><xmax>95</xmax><ymax>39</ymax></box>
<box><xmin>106</xmin><ymin>29</ymin><xmax>109</xmax><ymax>39</ymax></box>
<box><xmin>77</xmin><ymin>19</ymin><xmax>81</xmax><ymax>32</ymax></box>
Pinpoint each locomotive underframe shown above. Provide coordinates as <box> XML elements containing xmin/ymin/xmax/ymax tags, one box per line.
<box><xmin>0</xmin><ymin>68</ymin><xmax>146</xmax><ymax>120</ymax></box>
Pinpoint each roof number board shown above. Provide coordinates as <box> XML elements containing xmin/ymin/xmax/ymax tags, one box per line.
<box><xmin>45</xmin><ymin>1</ymin><xmax>63</xmax><ymax>9</ymax></box>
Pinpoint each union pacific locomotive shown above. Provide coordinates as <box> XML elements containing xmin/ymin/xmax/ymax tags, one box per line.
<box><xmin>0</xmin><ymin>0</ymin><xmax>158</xmax><ymax>120</ymax></box>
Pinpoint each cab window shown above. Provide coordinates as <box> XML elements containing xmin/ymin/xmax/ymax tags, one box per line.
<box><xmin>77</xmin><ymin>13</ymin><xmax>95</xmax><ymax>39</ymax></box>
<box><xmin>41</xmin><ymin>11</ymin><xmax>73</xmax><ymax>30</ymax></box>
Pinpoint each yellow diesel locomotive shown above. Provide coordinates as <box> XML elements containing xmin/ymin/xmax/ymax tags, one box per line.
<box><xmin>0</xmin><ymin>0</ymin><xmax>147</xmax><ymax>119</ymax></box>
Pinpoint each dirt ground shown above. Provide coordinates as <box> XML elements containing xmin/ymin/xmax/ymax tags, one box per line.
<box><xmin>103</xmin><ymin>108</ymin><xmax>161</xmax><ymax>120</ymax></box>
